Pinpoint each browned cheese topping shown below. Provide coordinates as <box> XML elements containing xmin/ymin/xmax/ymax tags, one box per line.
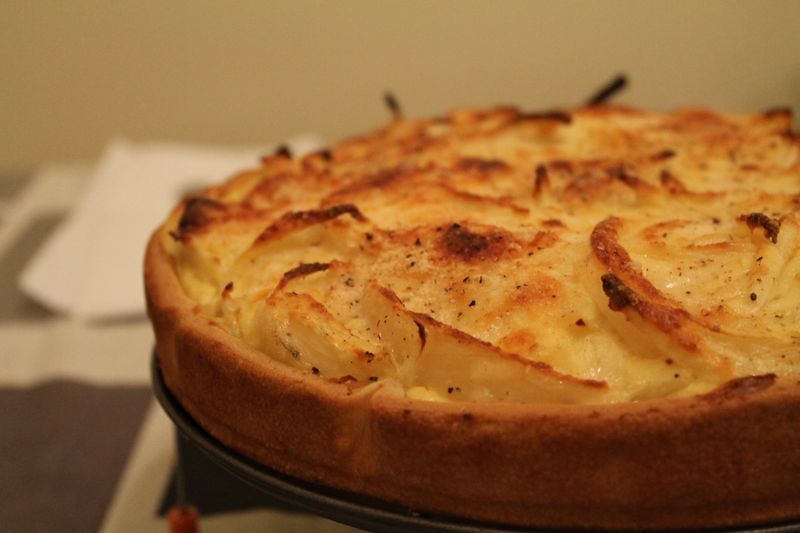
<box><xmin>162</xmin><ymin>105</ymin><xmax>800</xmax><ymax>404</ymax></box>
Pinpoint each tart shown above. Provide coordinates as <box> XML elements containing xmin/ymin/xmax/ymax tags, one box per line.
<box><xmin>145</xmin><ymin>104</ymin><xmax>800</xmax><ymax>530</ymax></box>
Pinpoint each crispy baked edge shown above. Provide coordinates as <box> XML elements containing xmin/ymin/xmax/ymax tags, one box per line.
<box><xmin>145</xmin><ymin>227</ymin><xmax>800</xmax><ymax>530</ymax></box>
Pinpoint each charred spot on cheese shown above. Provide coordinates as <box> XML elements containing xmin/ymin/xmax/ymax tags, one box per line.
<box><xmin>542</xmin><ymin>219</ymin><xmax>565</xmax><ymax>228</ymax></box>
<box><xmin>331</xmin><ymin>375</ymin><xmax>358</xmax><ymax>384</ymax></box>
<box><xmin>762</xmin><ymin>107</ymin><xmax>793</xmax><ymax>119</ymax></box>
<box><xmin>533</xmin><ymin>164</ymin><xmax>549</xmax><ymax>197</ymax></box>
<box><xmin>175</xmin><ymin>198</ymin><xmax>226</xmax><ymax>240</ymax></box>
<box><xmin>591</xmin><ymin>218</ymin><xmax>666</xmax><ymax>302</ymax></box>
<box><xmin>330</xmin><ymin>166</ymin><xmax>414</xmax><ymax>199</ymax></box>
<box><xmin>601</xmin><ymin>273</ymin><xmax>639</xmax><ymax>311</ymax></box>
<box><xmin>517</xmin><ymin>110</ymin><xmax>572</xmax><ymax>124</ymax></box>
<box><xmin>609</xmin><ymin>166</ymin><xmax>651</xmax><ymax>190</ymax></box>
<box><xmin>660</xmin><ymin>170</ymin><xmax>688</xmax><ymax>194</ymax></box>
<box><xmin>782</xmin><ymin>129</ymin><xmax>800</xmax><ymax>141</ymax></box>
<box><xmin>590</xmin><ymin>218</ymin><xmax>629</xmax><ymax>268</ymax></box>
<box><xmin>414</xmin><ymin>320</ymin><xmax>427</xmax><ymax>348</ymax></box>
<box><xmin>601</xmin><ymin>273</ymin><xmax>696</xmax><ymax>350</ymax></box>
<box><xmin>739</xmin><ymin>212</ymin><xmax>780</xmax><ymax>243</ymax></box>
<box><xmin>277</xmin><ymin>262</ymin><xmax>331</xmax><ymax>290</ymax></box>
<box><xmin>703</xmin><ymin>373</ymin><xmax>776</xmax><ymax>401</ymax></box>
<box><xmin>368</xmin><ymin>166</ymin><xmax>409</xmax><ymax>188</ymax></box>
<box><xmin>222</xmin><ymin>281</ymin><xmax>234</xmax><ymax>297</ymax></box>
<box><xmin>548</xmin><ymin>160</ymin><xmax>573</xmax><ymax>172</ymax></box>
<box><xmin>310</xmin><ymin>204</ymin><xmax>365</xmax><ymax>222</ymax></box>
<box><xmin>257</xmin><ymin>204</ymin><xmax>366</xmax><ymax>242</ymax></box>
<box><xmin>456</xmin><ymin>157</ymin><xmax>509</xmax><ymax>173</ymax></box>
<box><xmin>651</xmin><ymin>149</ymin><xmax>676</xmax><ymax>161</ymax></box>
<box><xmin>562</xmin><ymin>172</ymin><xmax>618</xmax><ymax>203</ymax></box>
<box><xmin>439</xmin><ymin>223</ymin><xmax>508</xmax><ymax>262</ymax></box>
<box><xmin>302</xmin><ymin>148</ymin><xmax>333</xmax><ymax>168</ymax></box>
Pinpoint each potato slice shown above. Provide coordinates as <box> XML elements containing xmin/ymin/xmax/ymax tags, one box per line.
<box><xmin>363</xmin><ymin>281</ymin><xmax>610</xmax><ymax>404</ymax></box>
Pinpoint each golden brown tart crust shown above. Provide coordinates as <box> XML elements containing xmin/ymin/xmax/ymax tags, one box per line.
<box><xmin>146</xmin><ymin>105</ymin><xmax>800</xmax><ymax>529</ymax></box>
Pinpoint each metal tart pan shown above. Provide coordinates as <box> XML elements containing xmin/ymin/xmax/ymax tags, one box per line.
<box><xmin>152</xmin><ymin>353</ymin><xmax>800</xmax><ymax>533</ymax></box>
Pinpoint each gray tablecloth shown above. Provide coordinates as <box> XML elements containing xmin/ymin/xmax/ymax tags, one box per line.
<box><xmin>0</xmin><ymin>167</ymin><xmax>355</xmax><ymax>532</ymax></box>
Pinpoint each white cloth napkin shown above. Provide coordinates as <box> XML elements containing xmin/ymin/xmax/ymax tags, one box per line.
<box><xmin>19</xmin><ymin>136</ymin><xmax>321</xmax><ymax>321</ymax></box>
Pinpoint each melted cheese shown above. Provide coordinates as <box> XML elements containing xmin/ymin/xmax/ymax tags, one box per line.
<box><xmin>162</xmin><ymin>105</ymin><xmax>800</xmax><ymax>404</ymax></box>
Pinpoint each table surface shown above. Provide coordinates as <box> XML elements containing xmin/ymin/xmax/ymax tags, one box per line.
<box><xmin>0</xmin><ymin>165</ymin><xmax>356</xmax><ymax>532</ymax></box>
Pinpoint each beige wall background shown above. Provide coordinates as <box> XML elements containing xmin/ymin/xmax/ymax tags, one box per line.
<box><xmin>2</xmin><ymin>0</ymin><xmax>799</xmax><ymax>169</ymax></box>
